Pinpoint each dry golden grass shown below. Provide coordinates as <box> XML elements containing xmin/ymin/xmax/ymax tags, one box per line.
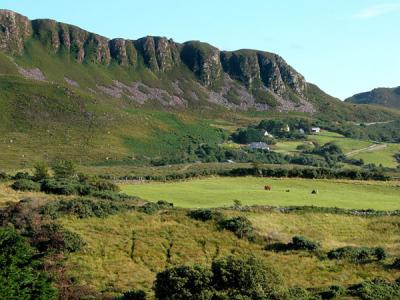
<box><xmin>60</xmin><ymin>209</ymin><xmax>400</xmax><ymax>297</ymax></box>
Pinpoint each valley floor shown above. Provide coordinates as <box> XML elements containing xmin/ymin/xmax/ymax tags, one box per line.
<box><xmin>121</xmin><ymin>177</ymin><xmax>400</xmax><ymax>210</ymax></box>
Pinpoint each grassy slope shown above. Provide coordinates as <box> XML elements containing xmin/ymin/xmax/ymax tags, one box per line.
<box><xmin>0</xmin><ymin>42</ymin><xmax>399</xmax><ymax>170</ymax></box>
<box><xmin>61</xmin><ymin>209</ymin><xmax>400</xmax><ymax>296</ymax></box>
<box><xmin>271</xmin><ymin>130</ymin><xmax>400</xmax><ymax>168</ymax></box>
<box><xmin>121</xmin><ymin>177</ymin><xmax>400</xmax><ymax>210</ymax></box>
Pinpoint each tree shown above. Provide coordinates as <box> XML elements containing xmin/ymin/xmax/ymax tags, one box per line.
<box><xmin>211</xmin><ymin>256</ymin><xmax>283</xmax><ymax>299</ymax></box>
<box><xmin>51</xmin><ymin>159</ymin><xmax>77</xmax><ymax>179</ymax></box>
<box><xmin>154</xmin><ymin>265</ymin><xmax>213</xmax><ymax>300</ymax></box>
<box><xmin>0</xmin><ymin>227</ymin><xmax>58</xmax><ymax>299</ymax></box>
<box><xmin>33</xmin><ymin>161</ymin><xmax>50</xmax><ymax>181</ymax></box>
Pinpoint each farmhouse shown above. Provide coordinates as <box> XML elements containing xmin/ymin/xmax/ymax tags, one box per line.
<box><xmin>311</xmin><ymin>127</ymin><xmax>321</xmax><ymax>134</ymax></box>
<box><xmin>263</xmin><ymin>130</ymin><xmax>273</xmax><ymax>137</ymax></box>
<box><xmin>248</xmin><ymin>142</ymin><xmax>269</xmax><ymax>150</ymax></box>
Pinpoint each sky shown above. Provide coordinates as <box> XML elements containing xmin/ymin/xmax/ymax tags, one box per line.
<box><xmin>1</xmin><ymin>0</ymin><xmax>399</xmax><ymax>99</ymax></box>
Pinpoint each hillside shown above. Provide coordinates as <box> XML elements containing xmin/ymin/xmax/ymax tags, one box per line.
<box><xmin>0</xmin><ymin>9</ymin><xmax>399</xmax><ymax>169</ymax></box>
<box><xmin>346</xmin><ymin>86</ymin><xmax>400</xmax><ymax>109</ymax></box>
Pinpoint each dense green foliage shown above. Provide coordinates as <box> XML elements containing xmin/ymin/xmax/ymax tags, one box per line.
<box><xmin>41</xmin><ymin>198</ymin><xmax>134</xmax><ymax>219</ymax></box>
<box><xmin>188</xmin><ymin>209</ymin><xmax>222</xmax><ymax>222</ymax></box>
<box><xmin>0</xmin><ymin>227</ymin><xmax>58</xmax><ymax>299</ymax></box>
<box><xmin>154</xmin><ymin>256</ymin><xmax>284</xmax><ymax>300</ymax></box>
<box><xmin>347</xmin><ymin>278</ymin><xmax>400</xmax><ymax>300</ymax></box>
<box><xmin>11</xmin><ymin>179</ymin><xmax>41</xmax><ymax>192</ymax></box>
<box><xmin>327</xmin><ymin>246</ymin><xmax>387</xmax><ymax>263</ymax></box>
<box><xmin>217</xmin><ymin>216</ymin><xmax>255</xmax><ymax>241</ymax></box>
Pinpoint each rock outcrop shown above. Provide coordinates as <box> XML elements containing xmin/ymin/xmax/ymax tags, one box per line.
<box><xmin>0</xmin><ymin>10</ymin><xmax>32</xmax><ymax>54</ymax></box>
<box><xmin>0</xmin><ymin>9</ymin><xmax>310</xmax><ymax>112</ymax></box>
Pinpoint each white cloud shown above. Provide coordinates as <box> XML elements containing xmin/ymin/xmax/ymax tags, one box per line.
<box><xmin>354</xmin><ymin>3</ymin><xmax>400</xmax><ymax>19</ymax></box>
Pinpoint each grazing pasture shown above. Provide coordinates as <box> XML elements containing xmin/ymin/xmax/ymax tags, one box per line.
<box><xmin>121</xmin><ymin>177</ymin><xmax>400</xmax><ymax>210</ymax></box>
<box><xmin>60</xmin><ymin>209</ymin><xmax>400</xmax><ymax>295</ymax></box>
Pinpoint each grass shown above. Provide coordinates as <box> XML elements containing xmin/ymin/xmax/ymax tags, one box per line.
<box><xmin>352</xmin><ymin>143</ymin><xmax>400</xmax><ymax>168</ymax></box>
<box><xmin>60</xmin><ymin>209</ymin><xmax>400</xmax><ymax>297</ymax></box>
<box><xmin>271</xmin><ymin>130</ymin><xmax>400</xmax><ymax>168</ymax></box>
<box><xmin>121</xmin><ymin>177</ymin><xmax>400</xmax><ymax>210</ymax></box>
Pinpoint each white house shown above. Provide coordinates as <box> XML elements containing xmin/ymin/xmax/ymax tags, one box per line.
<box><xmin>311</xmin><ymin>127</ymin><xmax>321</xmax><ymax>134</ymax></box>
<box><xmin>263</xmin><ymin>130</ymin><xmax>273</xmax><ymax>138</ymax></box>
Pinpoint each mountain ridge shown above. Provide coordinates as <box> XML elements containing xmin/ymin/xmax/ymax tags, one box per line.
<box><xmin>0</xmin><ymin>9</ymin><xmax>313</xmax><ymax>112</ymax></box>
<box><xmin>346</xmin><ymin>86</ymin><xmax>400</xmax><ymax>109</ymax></box>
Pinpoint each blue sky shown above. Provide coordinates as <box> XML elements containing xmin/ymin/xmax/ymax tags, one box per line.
<box><xmin>1</xmin><ymin>0</ymin><xmax>399</xmax><ymax>99</ymax></box>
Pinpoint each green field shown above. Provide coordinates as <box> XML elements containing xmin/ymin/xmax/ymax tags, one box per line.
<box><xmin>272</xmin><ymin>130</ymin><xmax>400</xmax><ymax>168</ymax></box>
<box><xmin>121</xmin><ymin>177</ymin><xmax>400</xmax><ymax>210</ymax></box>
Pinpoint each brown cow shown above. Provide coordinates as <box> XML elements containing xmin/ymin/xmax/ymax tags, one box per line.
<box><xmin>264</xmin><ymin>185</ymin><xmax>272</xmax><ymax>191</ymax></box>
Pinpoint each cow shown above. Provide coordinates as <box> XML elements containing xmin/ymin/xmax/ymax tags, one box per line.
<box><xmin>264</xmin><ymin>185</ymin><xmax>272</xmax><ymax>191</ymax></box>
<box><xmin>311</xmin><ymin>189</ymin><xmax>318</xmax><ymax>194</ymax></box>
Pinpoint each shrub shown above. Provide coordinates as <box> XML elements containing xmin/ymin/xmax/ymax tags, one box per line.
<box><xmin>318</xmin><ymin>285</ymin><xmax>346</xmax><ymax>299</ymax></box>
<box><xmin>328</xmin><ymin>246</ymin><xmax>386</xmax><ymax>262</ymax></box>
<box><xmin>265</xmin><ymin>236</ymin><xmax>320</xmax><ymax>252</ymax></box>
<box><xmin>40</xmin><ymin>198</ymin><xmax>132</xmax><ymax>219</ymax></box>
<box><xmin>40</xmin><ymin>179</ymin><xmax>80</xmax><ymax>195</ymax></box>
<box><xmin>211</xmin><ymin>255</ymin><xmax>283</xmax><ymax>299</ymax></box>
<box><xmin>33</xmin><ymin>161</ymin><xmax>50</xmax><ymax>181</ymax></box>
<box><xmin>88</xmin><ymin>179</ymin><xmax>120</xmax><ymax>192</ymax></box>
<box><xmin>217</xmin><ymin>216</ymin><xmax>255</xmax><ymax>240</ymax></box>
<box><xmin>290</xmin><ymin>236</ymin><xmax>320</xmax><ymax>251</ymax></box>
<box><xmin>392</xmin><ymin>258</ymin><xmax>400</xmax><ymax>269</ymax></box>
<box><xmin>0</xmin><ymin>171</ymin><xmax>9</xmax><ymax>181</ymax></box>
<box><xmin>11</xmin><ymin>179</ymin><xmax>41</xmax><ymax>192</ymax></box>
<box><xmin>12</xmin><ymin>172</ymin><xmax>32</xmax><ymax>180</ymax></box>
<box><xmin>188</xmin><ymin>209</ymin><xmax>221</xmax><ymax>222</ymax></box>
<box><xmin>0</xmin><ymin>227</ymin><xmax>58</xmax><ymax>299</ymax></box>
<box><xmin>91</xmin><ymin>191</ymin><xmax>133</xmax><ymax>201</ymax></box>
<box><xmin>52</xmin><ymin>159</ymin><xmax>77</xmax><ymax>179</ymax></box>
<box><xmin>30</xmin><ymin>223</ymin><xmax>86</xmax><ymax>253</ymax></box>
<box><xmin>154</xmin><ymin>265</ymin><xmax>213</xmax><ymax>300</ymax></box>
<box><xmin>122</xmin><ymin>290</ymin><xmax>146</xmax><ymax>300</ymax></box>
<box><xmin>347</xmin><ymin>278</ymin><xmax>400</xmax><ymax>300</ymax></box>
<box><xmin>138</xmin><ymin>201</ymin><xmax>173</xmax><ymax>215</ymax></box>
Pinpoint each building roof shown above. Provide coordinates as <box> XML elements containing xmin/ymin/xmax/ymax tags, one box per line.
<box><xmin>248</xmin><ymin>142</ymin><xmax>269</xmax><ymax>150</ymax></box>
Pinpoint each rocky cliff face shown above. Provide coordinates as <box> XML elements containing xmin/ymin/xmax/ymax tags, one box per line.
<box><xmin>0</xmin><ymin>9</ymin><xmax>311</xmax><ymax>112</ymax></box>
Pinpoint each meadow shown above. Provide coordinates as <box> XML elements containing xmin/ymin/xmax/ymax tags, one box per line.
<box><xmin>121</xmin><ymin>177</ymin><xmax>400</xmax><ymax>210</ymax></box>
<box><xmin>61</xmin><ymin>209</ymin><xmax>400</xmax><ymax>297</ymax></box>
<box><xmin>272</xmin><ymin>130</ymin><xmax>400</xmax><ymax>168</ymax></box>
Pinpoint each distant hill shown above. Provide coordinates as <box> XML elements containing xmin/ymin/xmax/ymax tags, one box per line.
<box><xmin>346</xmin><ymin>87</ymin><xmax>400</xmax><ymax>109</ymax></box>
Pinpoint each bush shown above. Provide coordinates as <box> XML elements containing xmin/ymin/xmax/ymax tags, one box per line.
<box><xmin>188</xmin><ymin>209</ymin><xmax>221</xmax><ymax>222</ymax></box>
<box><xmin>0</xmin><ymin>171</ymin><xmax>9</xmax><ymax>181</ymax></box>
<box><xmin>291</xmin><ymin>236</ymin><xmax>320</xmax><ymax>251</ymax></box>
<box><xmin>0</xmin><ymin>227</ymin><xmax>58</xmax><ymax>299</ymax></box>
<box><xmin>11</xmin><ymin>179</ymin><xmax>41</xmax><ymax>192</ymax></box>
<box><xmin>217</xmin><ymin>216</ymin><xmax>255</xmax><ymax>240</ymax></box>
<box><xmin>40</xmin><ymin>198</ymin><xmax>132</xmax><ymax>219</ymax></box>
<box><xmin>33</xmin><ymin>161</ymin><xmax>50</xmax><ymax>181</ymax></box>
<box><xmin>211</xmin><ymin>256</ymin><xmax>283</xmax><ymax>299</ymax></box>
<box><xmin>52</xmin><ymin>159</ymin><xmax>77</xmax><ymax>179</ymax></box>
<box><xmin>327</xmin><ymin>246</ymin><xmax>386</xmax><ymax>263</ymax></box>
<box><xmin>265</xmin><ymin>236</ymin><xmax>320</xmax><ymax>252</ymax></box>
<box><xmin>12</xmin><ymin>172</ymin><xmax>32</xmax><ymax>180</ymax></box>
<box><xmin>91</xmin><ymin>191</ymin><xmax>133</xmax><ymax>201</ymax></box>
<box><xmin>122</xmin><ymin>290</ymin><xmax>146</xmax><ymax>300</ymax></box>
<box><xmin>138</xmin><ymin>201</ymin><xmax>173</xmax><ymax>215</ymax></box>
<box><xmin>154</xmin><ymin>256</ymin><xmax>284</xmax><ymax>300</ymax></box>
<box><xmin>40</xmin><ymin>179</ymin><xmax>80</xmax><ymax>195</ymax></box>
<box><xmin>154</xmin><ymin>265</ymin><xmax>213</xmax><ymax>300</ymax></box>
<box><xmin>392</xmin><ymin>258</ymin><xmax>400</xmax><ymax>269</ymax></box>
<box><xmin>347</xmin><ymin>278</ymin><xmax>400</xmax><ymax>300</ymax></box>
<box><xmin>30</xmin><ymin>223</ymin><xmax>86</xmax><ymax>253</ymax></box>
